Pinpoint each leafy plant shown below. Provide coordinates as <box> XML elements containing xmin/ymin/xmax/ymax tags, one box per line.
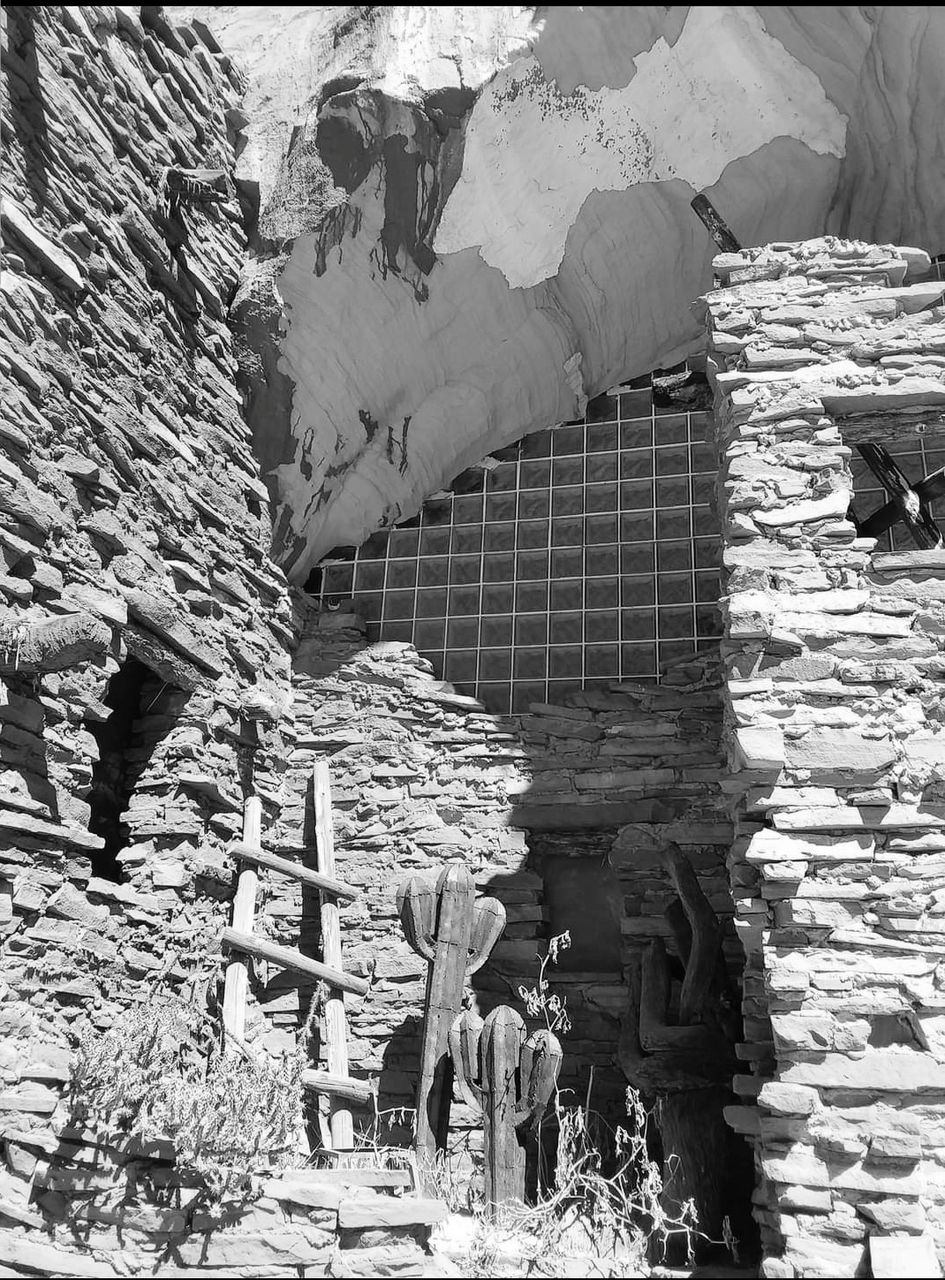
<box><xmin>71</xmin><ymin>996</ymin><xmax>308</xmax><ymax>1197</ymax></box>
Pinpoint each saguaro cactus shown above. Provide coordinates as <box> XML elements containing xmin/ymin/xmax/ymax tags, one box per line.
<box><xmin>450</xmin><ymin>1005</ymin><xmax>562</xmax><ymax>1212</ymax></box>
<box><xmin>397</xmin><ymin>861</ymin><xmax>505</xmax><ymax>1155</ymax></box>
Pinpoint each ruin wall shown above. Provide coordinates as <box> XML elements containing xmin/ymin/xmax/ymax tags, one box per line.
<box><xmin>707</xmin><ymin>237</ymin><xmax>945</xmax><ymax>1278</ymax></box>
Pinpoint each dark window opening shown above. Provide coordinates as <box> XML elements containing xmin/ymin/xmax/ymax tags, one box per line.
<box><xmin>84</xmin><ymin>658</ymin><xmax>181</xmax><ymax>880</ymax></box>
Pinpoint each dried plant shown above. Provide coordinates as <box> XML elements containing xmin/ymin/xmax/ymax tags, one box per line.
<box><xmin>518</xmin><ymin>931</ymin><xmax>572</xmax><ymax>1035</ymax></box>
<box><xmin>450</xmin><ymin>935</ymin><xmax>701</xmax><ymax>1276</ymax></box>
<box><xmin>71</xmin><ymin>996</ymin><xmax>307</xmax><ymax>1198</ymax></box>
<box><xmin>457</xmin><ymin>1088</ymin><xmax>699</xmax><ymax>1277</ymax></box>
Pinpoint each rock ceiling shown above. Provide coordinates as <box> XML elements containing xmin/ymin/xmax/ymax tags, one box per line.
<box><xmin>170</xmin><ymin>5</ymin><xmax>945</xmax><ymax>580</ymax></box>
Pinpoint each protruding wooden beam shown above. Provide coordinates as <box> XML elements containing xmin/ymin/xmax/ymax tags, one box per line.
<box><xmin>301</xmin><ymin>1069</ymin><xmax>375</xmax><ymax>1106</ymax></box>
<box><xmin>856</xmin><ymin>443</ymin><xmax>943</xmax><ymax>549</ymax></box>
<box><xmin>691</xmin><ymin>193</ymin><xmax>741</xmax><ymax>253</ymax></box>
<box><xmin>858</xmin><ymin>461</ymin><xmax>945</xmax><ymax>541</ymax></box>
<box><xmin>221</xmin><ymin>927</ymin><xmax>370</xmax><ymax>997</ymax></box>
<box><xmin>229</xmin><ymin>842</ymin><xmax>358</xmax><ymax>901</ymax></box>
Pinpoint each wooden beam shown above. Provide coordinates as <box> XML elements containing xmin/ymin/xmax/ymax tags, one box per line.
<box><xmin>301</xmin><ymin>1069</ymin><xmax>375</xmax><ymax>1106</ymax></box>
<box><xmin>856</xmin><ymin>443</ymin><xmax>942</xmax><ymax>549</ymax></box>
<box><xmin>690</xmin><ymin>194</ymin><xmax>741</xmax><ymax>253</ymax></box>
<box><xmin>859</xmin><ymin>463</ymin><xmax>945</xmax><ymax>539</ymax></box>
<box><xmin>229</xmin><ymin>842</ymin><xmax>358</xmax><ymax>901</ymax></box>
<box><xmin>638</xmin><ymin>939</ymin><xmax>716</xmax><ymax>1053</ymax></box>
<box><xmin>221</xmin><ymin>927</ymin><xmax>370</xmax><ymax>997</ymax></box>
<box><xmin>313</xmin><ymin>761</ymin><xmax>355</xmax><ymax>1149</ymax></box>
<box><xmin>222</xmin><ymin>797</ymin><xmax>261</xmax><ymax>1044</ymax></box>
<box><xmin>661</xmin><ymin>842</ymin><xmax>722</xmax><ymax>1026</ymax></box>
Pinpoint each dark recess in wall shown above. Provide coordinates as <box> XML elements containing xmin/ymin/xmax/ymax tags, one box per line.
<box><xmin>85</xmin><ymin>658</ymin><xmax>182</xmax><ymax>880</ymax></box>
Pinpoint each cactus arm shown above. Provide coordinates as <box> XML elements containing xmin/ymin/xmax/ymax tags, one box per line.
<box><xmin>465</xmin><ymin>896</ymin><xmax>506</xmax><ymax>975</ymax></box>
<box><xmin>449</xmin><ymin>1010</ymin><xmax>483</xmax><ymax>1111</ymax></box>
<box><xmin>514</xmin><ymin>1028</ymin><xmax>562</xmax><ymax>1130</ymax></box>
<box><xmin>480</xmin><ymin>1006</ymin><xmax>527</xmax><ymax>1213</ymax></box>
<box><xmin>397</xmin><ymin>877</ymin><xmax>436</xmax><ymax>962</ymax></box>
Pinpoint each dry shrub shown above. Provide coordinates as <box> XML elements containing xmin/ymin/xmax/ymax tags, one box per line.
<box><xmin>458</xmin><ymin>1087</ymin><xmax>698</xmax><ymax>1278</ymax></box>
<box><xmin>71</xmin><ymin>996</ymin><xmax>306</xmax><ymax>1197</ymax></box>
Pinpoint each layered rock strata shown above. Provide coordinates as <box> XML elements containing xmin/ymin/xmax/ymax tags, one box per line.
<box><xmin>706</xmin><ymin>238</ymin><xmax>945</xmax><ymax>1277</ymax></box>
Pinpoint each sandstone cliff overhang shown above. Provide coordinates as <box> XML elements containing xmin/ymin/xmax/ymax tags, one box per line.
<box><xmin>173</xmin><ymin>5</ymin><xmax>945</xmax><ymax>579</ymax></box>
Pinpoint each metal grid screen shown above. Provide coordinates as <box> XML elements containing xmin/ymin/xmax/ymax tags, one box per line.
<box><xmin>315</xmin><ymin>374</ymin><xmax>723</xmax><ymax>715</ymax></box>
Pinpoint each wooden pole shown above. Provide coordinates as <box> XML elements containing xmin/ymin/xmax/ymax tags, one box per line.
<box><xmin>222</xmin><ymin>796</ymin><xmax>262</xmax><ymax>1045</ymax></box>
<box><xmin>301</xmin><ymin>1069</ymin><xmax>374</xmax><ymax>1106</ymax></box>
<box><xmin>229</xmin><ymin>842</ymin><xmax>359</xmax><ymax>901</ymax></box>
<box><xmin>222</xmin><ymin>928</ymin><xmax>369</xmax><ymax>996</ymax></box>
<box><xmin>313</xmin><ymin>762</ymin><xmax>354</xmax><ymax>1150</ymax></box>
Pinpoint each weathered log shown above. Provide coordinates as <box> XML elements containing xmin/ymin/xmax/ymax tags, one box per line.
<box><xmin>397</xmin><ymin>861</ymin><xmax>505</xmax><ymax>1156</ymax></box>
<box><xmin>0</xmin><ymin>612</ymin><xmax>112</xmax><ymax>674</ymax></box>
<box><xmin>855</xmin><ymin>443</ymin><xmax>942</xmax><ymax>549</ymax></box>
<box><xmin>221</xmin><ymin>927</ymin><xmax>369</xmax><ymax>997</ymax></box>
<box><xmin>859</xmin><ymin>463</ymin><xmax>945</xmax><ymax>539</ymax></box>
<box><xmin>229</xmin><ymin>842</ymin><xmax>358</xmax><ymax>901</ymax></box>
<box><xmin>690</xmin><ymin>193</ymin><xmax>741</xmax><ymax>253</ymax></box>
<box><xmin>301</xmin><ymin>1069</ymin><xmax>374</xmax><ymax>1106</ymax></box>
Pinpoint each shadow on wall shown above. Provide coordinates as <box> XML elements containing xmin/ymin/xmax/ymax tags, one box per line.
<box><xmin>468</xmin><ymin>826</ymin><xmax>757</xmax><ymax>1267</ymax></box>
<box><xmin>281</xmin><ymin>602</ymin><xmax>756</xmax><ymax>1262</ymax></box>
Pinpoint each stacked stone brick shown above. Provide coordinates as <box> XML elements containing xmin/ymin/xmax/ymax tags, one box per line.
<box><xmin>705</xmin><ymin>237</ymin><xmax>945</xmax><ymax>1278</ymax></box>
<box><xmin>273</xmin><ymin>606</ymin><xmax>736</xmax><ymax>1168</ymax></box>
<box><xmin>0</xmin><ymin>9</ymin><xmax>741</xmax><ymax>1272</ymax></box>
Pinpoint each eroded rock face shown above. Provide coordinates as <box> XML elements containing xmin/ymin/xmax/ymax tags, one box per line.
<box><xmin>174</xmin><ymin>5</ymin><xmax>945</xmax><ymax>579</ymax></box>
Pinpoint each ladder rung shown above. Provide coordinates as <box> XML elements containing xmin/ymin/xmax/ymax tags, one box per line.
<box><xmin>301</xmin><ymin>1069</ymin><xmax>375</xmax><ymax>1106</ymax></box>
<box><xmin>221</xmin><ymin>928</ymin><xmax>370</xmax><ymax>997</ymax></box>
<box><xmin>230</xmin><ymin>843</ymin><xmax>358</xmax><ymax>901</ymax></box>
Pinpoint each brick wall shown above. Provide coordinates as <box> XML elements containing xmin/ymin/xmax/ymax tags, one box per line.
<box><xmin>707</xmin><ymin>236</ymin><xmax>945</xmax><ymax>1278</ymax></box>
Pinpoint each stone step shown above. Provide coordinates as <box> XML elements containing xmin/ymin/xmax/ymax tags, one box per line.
<box><xmin>337</xmin><ymin>1195</ymin><xmax>448</xmax><ymax>1230</ymax></box>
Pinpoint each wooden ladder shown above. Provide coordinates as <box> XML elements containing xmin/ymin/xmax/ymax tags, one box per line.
<box><xmin>221</xmin><ymin>761</ymin><xmax>370</xmax><ymax>1148</ymax></box>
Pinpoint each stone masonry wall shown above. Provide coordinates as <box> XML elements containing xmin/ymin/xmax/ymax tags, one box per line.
<box><xmin>277</xmin><ymin>606</ymin><xmax>737</xmax><ymax>1195</ymax></box>
<box><xmin>0</xmin><ymin>6</ymin><xmax>318</xmax><ymax>1272</ymax></box>
<box><xmin>705</xmin><ymin>237</ymin><xmax>945</xmax><ymax>1278</ymax></box>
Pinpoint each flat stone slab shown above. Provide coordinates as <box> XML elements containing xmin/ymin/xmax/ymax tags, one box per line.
<box><xmin>338</xmin><ymin>1195</ymin><xmax>448</xmax><ymax>1229</ymax></box>
<box><xmin>869</xmin><ymin>1233</ymin><xmax>941</xmax><ymax>1279</ymax></box>
<box><xmin>780</xmin><ymin>1048</ymin><xmax>945</xmax><ymax>1093</ymax></box>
